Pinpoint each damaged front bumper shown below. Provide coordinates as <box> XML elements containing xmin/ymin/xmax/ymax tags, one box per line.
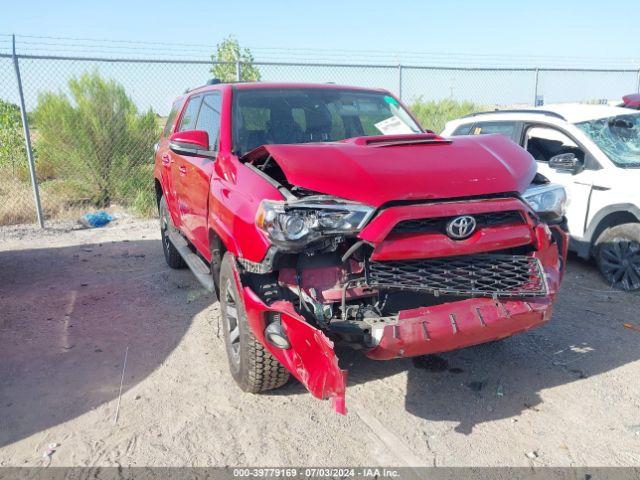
<box><xmin>364</xmin><ymin>296</ymin><xmax>552</xmax><ymax>360</ymax></box>
<box><xmin>233</xmin><ymin>196</ymin><xmax>567</xmax><ymax>414</ymax></box>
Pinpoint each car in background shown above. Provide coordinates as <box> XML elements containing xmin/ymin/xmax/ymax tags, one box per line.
<box><xmin>621</xmin><ymin>93</ymin><xmax>640</xmax><ymax>110</ymax></box>
<box><xmin>443</xmin><ymin>104</ymin><xmax>640</xmax><ymax>290</ymax></box>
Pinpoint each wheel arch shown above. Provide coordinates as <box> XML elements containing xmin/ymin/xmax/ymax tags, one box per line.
<box><xmin>584</xmin><ymin>203</ymin><xmax>640</xmax><ymax>256</ymax></box>
<box><xmin>154</xmin><ymin>178</ymin><xmax>163</xmax><ymax>208</ymax></box>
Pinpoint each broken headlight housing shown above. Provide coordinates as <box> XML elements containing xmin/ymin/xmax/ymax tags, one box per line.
<box><xmin>256</xmin><ymin>196</ymin><xmax>374</xmax><ymax>249</ymax></box>
<box><xmin>522</xmin><ymin>184</ymin><xmax>567</xmax><ymax>223</ymax></box>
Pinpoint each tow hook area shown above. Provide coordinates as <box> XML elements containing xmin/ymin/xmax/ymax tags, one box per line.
<box><xmin>242</xmin><ymin>287</ymin><xmax>348</xmax><ymax>414</ymax></box>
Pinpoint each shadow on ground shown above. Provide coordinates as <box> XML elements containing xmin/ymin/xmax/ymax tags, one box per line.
<box><xmin>0</xmin><ymin>238</ymin><xmax>211</xmax><ymax>448</ymax></box>
<box><xmin>2</xmin><ymin>239</ymin><xmax>639</xmax><ymax>446</ymax></box>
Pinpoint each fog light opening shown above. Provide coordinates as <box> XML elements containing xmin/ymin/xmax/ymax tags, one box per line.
<box><xmin>264</xmin><ymin>316</ymin><xmax>290</xmax><ymax>349</ymax></box>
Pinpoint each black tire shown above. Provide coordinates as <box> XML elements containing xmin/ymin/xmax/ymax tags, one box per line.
<box><xmin>210</xmin><ymin>236</ymin><xmax>223</xmax><ymax>300</ymax></box>
<box><xmin>595</xmin><ymin>223</ymin><xmax>640</xmax><ymax>291</ymax></box>
<box><xmin>159</xmin><ymin>196</ymin><xmax>186</xmax><ymax>269</ymax></box>
<box><xmin>219</xmin><ymin>252</ymin><xmax>289</xmax><ymax>393</ymax></box>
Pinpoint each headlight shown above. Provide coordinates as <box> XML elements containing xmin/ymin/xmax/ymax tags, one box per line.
<box><xmin>522</xmin><ymin>184</ymin><xmax>567</xmax><ymax>223</ymax></box>
<box><xmin>256</xmin><ymin>196</ymin><xmax>374</xmax><ymax>249</ymax></box>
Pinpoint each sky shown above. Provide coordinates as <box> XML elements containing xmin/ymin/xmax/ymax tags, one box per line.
<box><xmin>1</xmin><ymin>0</ymin><xmax>638</xmax><ymax>63</ymax></box>
<box><xmin>1</xmin><ymin>0</ymin><xmax>638</xmax><ymax>116</ymax></box>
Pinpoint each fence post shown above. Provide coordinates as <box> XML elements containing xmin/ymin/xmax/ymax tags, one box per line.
<box><xmin>533</xmin><ymin>68</ymin><xmax>540</xmax><ymax>106</ymax></box>
<box><xmin>235</xmin><ymin>59</ymin><xmax>241</xmax><ymax>82</ymax></box>
<box><xmin>398</xmin><ymin>63</ymin><xmax>403</xmax><ymax>101</ymax></box>
<box><xmin>12</xmin><ymin>34</ymin><xmax>44</xmax><ymax>229</ymax></box>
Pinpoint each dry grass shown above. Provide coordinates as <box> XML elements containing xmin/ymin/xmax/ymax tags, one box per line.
<box><xmin>0</xmin><ymin>175</ymin><xmax>103</xmax><ymax>226</ymax></box>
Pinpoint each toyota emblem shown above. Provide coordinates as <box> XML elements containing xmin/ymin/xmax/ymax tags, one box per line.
<box><xmin>446</xmin><ymin>215</ymin><xmax>477</xmax><ymax>239</ymax></box>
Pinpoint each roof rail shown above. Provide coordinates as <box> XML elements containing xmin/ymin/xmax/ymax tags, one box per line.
<box><xmin>463</xmin><ymin>109</ymin><xmax>566</xmax><ymax>121</ymax></box>
<box><xmin>185</xmin><ymin>78</ymin><xmax>222</xmax><ymax>93</ymax></box>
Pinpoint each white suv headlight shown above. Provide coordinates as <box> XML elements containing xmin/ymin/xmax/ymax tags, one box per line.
<box><xmin>256</xmin><ymin>196</ymin><xmax>374</xmax><ymax>249</ymax></box>
<box><xmin>522</xmin><ymin>184</ymin><xmax>567</xmax><ymax>223</ymax></box>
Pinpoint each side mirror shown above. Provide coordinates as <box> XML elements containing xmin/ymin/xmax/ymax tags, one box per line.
<box><xmin>549</xmin><ymin>153</ymin><xmax>584</xmax><ymax>174</ymax></box>
<box><xmin>168</xmin><ymin>130</ymin><xmax>214</xmax><ymax>157</ymax></box>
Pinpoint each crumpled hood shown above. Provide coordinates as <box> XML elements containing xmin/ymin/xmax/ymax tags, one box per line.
<box><xmin>243</xmin><ymin>134</ymin><xmax>536</xmax><ymax>207</ymax></box>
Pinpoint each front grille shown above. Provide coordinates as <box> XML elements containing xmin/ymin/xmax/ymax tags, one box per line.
<box><xmin>366</xmin><ymin>254</ymin><xmax>547</xmax><ymax>297</ymax></box>
<box><xmin>392</xmin><ymin>211</ymin><xmax>524</xmax><ymax>235</ymax></box>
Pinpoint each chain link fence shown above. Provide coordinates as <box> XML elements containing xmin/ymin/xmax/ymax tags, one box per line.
<box><xmin>0</xmin><ymin>51</ymin><xmax>639</xmax><ymax>227</ymax></box>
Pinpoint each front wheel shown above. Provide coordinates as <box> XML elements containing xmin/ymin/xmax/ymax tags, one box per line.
<box><xmin>219</xmin><ymin>252</ymin><xmax>289</xmax><ymax>393</ymax></box>
<box><xmin>595</xmin><ymin>223</ymin><xmax>640</xmax><ymax>291</ymax></box>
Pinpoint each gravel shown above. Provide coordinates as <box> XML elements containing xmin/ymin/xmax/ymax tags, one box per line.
<box><xmin>1</xmin><ymin>218</ymin><xmax>639</xmax><ymax>467</ymax></box>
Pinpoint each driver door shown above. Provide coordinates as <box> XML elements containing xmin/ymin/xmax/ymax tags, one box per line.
<box><xmin>523</xmin><ymin>125</ymin><xmax>592</xmax><ymax>237</ymax></box>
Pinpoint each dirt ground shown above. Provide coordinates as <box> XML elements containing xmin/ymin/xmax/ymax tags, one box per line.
<box><xmin>1</xmin><ymin>217</ymin><xmax>639</xmax><ymax>467</ymax></box>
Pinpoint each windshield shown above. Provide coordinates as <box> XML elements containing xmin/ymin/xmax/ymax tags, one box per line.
<box><xmin>232</xmin><ymin>88</ymin><xmax>422</xmax><ymax>155</ymax></box>
<box><xmin>576</xmin><ymin>113</ymin><xmax>640</xmax><ymax>168</ymax></box>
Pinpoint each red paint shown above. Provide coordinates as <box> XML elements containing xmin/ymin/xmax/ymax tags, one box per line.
<box><xmin>366</xmin><ymin>297</ymin><xmax>552</xmax><ymax>360</ymax></box>
<box><xmin>154</xmin><ymin>82</ymin><xmax>566</xmax><ymax>414</ymax></box>
<box><xmin>243</xmin><ymin>288</ymin><xmax>347</xmax><ymax>413</ymax></box>
<box><xmin>168</xmin><ymin>130</ymin><xmax>210</xmax><ymax>150</ymax></box>
<box><xmin>622</xmin><ymin>93</ymin><xmax>640</xmax><ymax>109</ymax></box>
<box><xmin>242</xmin><ymin>134</ymin><xmax>536</xmax><ymax>208</ymax></box>
<box><xmin>359</xmin><ymin>198</ymin><xmax>536</xmax><ymax>260</ymax></box>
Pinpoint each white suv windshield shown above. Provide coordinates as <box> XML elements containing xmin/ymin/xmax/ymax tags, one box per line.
<box><xmin>576</xmin><ymin>113</ymin><xmax>640</xmax><ymax>168</ymax></box>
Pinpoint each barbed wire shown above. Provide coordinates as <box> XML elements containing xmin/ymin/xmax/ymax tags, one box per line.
<box><xmin>1</xmin><ymin>33</ymin><xmax>638</xmax><ymax>69</ymax></box>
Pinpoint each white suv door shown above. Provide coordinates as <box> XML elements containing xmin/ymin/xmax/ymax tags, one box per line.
<box><xmin>522</xmin><ymin>125</ymin><xmax>594</xmax><ymax>239</ymax></box>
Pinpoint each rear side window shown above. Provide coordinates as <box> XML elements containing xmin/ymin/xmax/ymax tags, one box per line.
<box><xmin>195</xmin><ymin>92</ymin><xmax>222</xmax><ymax>150</ymax></box>
<box><xmin>178</xmin><ymin>95</ymin><xmax>202</xmax><ymax>132</ymax></box>
<box><xmin>163</xmin><ymin>99</ymin><xmax>182</xmax><ymax>137</ymax></box>
<box><xmin>470</xmin><ymin>121</ymin><xmax>517</xmax><ymax>138</ymax></box>
<box><xmin>451</xmin><ymin>124</ymin><xmax>473</xmax><ymax>135</ymax></box>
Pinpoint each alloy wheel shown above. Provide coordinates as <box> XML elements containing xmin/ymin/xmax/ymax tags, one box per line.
<box><xmin>599</xmin><ymin>240</ymin><xmax>640</xmax><ymax>290</ymax></box>
<box><xmin>223</xmin><ymin>279</ymin><xmax>241</xmax><ymax>364</ymax></box>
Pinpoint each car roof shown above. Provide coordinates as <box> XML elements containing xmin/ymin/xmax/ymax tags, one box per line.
<box><xmin>539</xmin><ymin>103</ymin><xmax>636</xmax><ymax>123</ymax></box>
<box><xmin>459</xmin><ymin>103</ymin><xmax>637</xmax><ymax>125</ymax></box>
<box><xmin>623</xmin><ymin>93</ymin><xmax>640</xmax><ymax>107</ymax></box>
<box><xmin>188</xmin><ymin>81</ymin><xmax>388</xmax><ymax>95</ymax></box>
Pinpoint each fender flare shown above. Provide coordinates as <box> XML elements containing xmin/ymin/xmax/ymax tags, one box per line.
<box><xmin>582</xmin><ymin>203</ymin><xmax>640</xmax><ymax>254</ymax></box>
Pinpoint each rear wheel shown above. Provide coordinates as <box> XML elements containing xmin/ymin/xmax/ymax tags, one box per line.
<box><xmin>219</xmin><ymin>252</ymin><xmax>289</xmax><ymax>392</ymax></box>
<box><xmin>159</xmin><ymin>196</ymin><xmax>185</xmax><ymax>269</ymax></box>
<box><xmin>595</xmin><ymin>223</ymin><xmax>640</xmax><ymax>291</ymax></box>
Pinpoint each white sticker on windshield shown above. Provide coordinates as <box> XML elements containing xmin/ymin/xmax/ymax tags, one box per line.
<box><xmin>374</xmin><ymin>115</ymin><xmax>414</xmax><ymax>135</ymax></box>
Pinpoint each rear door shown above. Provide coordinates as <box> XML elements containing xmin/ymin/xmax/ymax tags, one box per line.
<box><xmin>180</xmin><ymin>91</ymin><xmax>223</xmax><ymax>255</ymax></box>
<box><xmin>156</xmin><ymin>99</ymin><xmax>184</xmax><ymax>225</ymax></box>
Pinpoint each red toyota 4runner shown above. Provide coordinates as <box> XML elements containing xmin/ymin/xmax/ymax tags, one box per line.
<box><xmin>154</xmin><ymin>82</ymin><xmax>568</xmax><ymax>413</ymax></box>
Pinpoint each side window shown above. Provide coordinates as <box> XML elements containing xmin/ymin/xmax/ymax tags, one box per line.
<box><xmin>178</xmin><ymin>95</ymin><xmax>202</xmax><ymax>132</ymax></box>
<box><xmin>470</xmin><ymin>121</ymin><xmax>518</xmax><ymax>139</ymax></box>
<box><xmin>163</xmin><ymin>99</ymin><xmax>182</xmax><ymax>137</ymax></box>
<box><xmin>524</xmin><ymin>125</ymin><xmax>583</xmax><ymax>162</ymax></box>
<box><xmin>195</xmin><ymin>92</ymin><xmax>222</xmax><ymax>150</ymax></box>
<box><xmin>451</xmin><ymin>124</ymin><xmax>474</xmax><ymax>135</ymax></box>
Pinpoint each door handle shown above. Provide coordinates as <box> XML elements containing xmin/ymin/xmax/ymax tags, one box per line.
<box><xmin>161</xmin><ymin>154</ymin><xmax>171</xmax><ymax>166</ymax></box>
<box><xmin>179</xmin><ymin>165</ymin><xmax>187</xmax><ymax>175</ymax></box>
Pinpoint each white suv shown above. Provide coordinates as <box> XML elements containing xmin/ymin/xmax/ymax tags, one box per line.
<box><xmin>442</xmin><ymin>104</ymin><xmax>640</xmax><ymax>290</ymax></box>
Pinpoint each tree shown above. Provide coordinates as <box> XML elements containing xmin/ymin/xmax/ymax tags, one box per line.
<box><xmin>0</xmin><ymin>99</ymin><xmax>27</xmax><ymax>174</ymax></box>
<box><xmin>33</xmin><ymin>72</ymin><xmax>158</xmax><ymax>207</ymax></box>
<box><xmin>210</xmin><ymin>35</ymin><xmax>261</xmax><ymax>82</ymax></box>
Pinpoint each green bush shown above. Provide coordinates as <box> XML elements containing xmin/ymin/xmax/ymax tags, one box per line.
<box><xmin>409</xmin><ymin>98</ymin><xmax>486</xmax><ymax>134</ymax></box>
<box><xmin>0</xmin><ymin>99</ymin><xmax>27</xmax><ymax>175</ymax></box>
<box><xmin>33</xmin><ymin>72</ymin><xmax>159</xmax><ymax>210</ymax></box>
